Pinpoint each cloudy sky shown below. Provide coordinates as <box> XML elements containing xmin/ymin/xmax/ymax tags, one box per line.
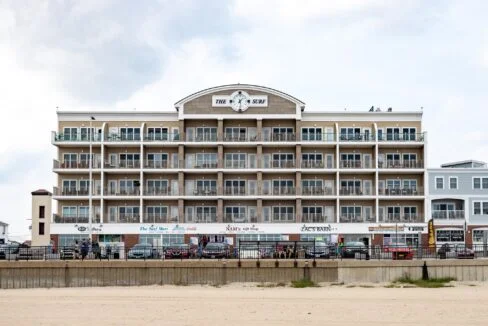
<box><xmin>1</xmin><ymin>0</ymin><xmax>487</xmax><ymax>239</ymax></box>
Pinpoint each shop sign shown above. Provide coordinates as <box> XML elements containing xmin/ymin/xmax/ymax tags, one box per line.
<box><xmin>300</xmin><ymin>224</ymin><xmax>338</xmax><ymax>233</ymax></box>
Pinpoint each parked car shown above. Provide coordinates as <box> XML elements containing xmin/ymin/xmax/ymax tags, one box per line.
<box><xmin>0</xmin><ymin>243</ymin><xmax>20</xmax><ymax>260</ymax></box>
<box><xmin>201</xmin><ymin>243</ymin><xmax>230</xmax><ymax>259</ymax></box>
<box><xmin>341</xmin><ymin>242</ymin><xmax>370</xmax><ymax>259</ymax></box>
<box><xmin>455</xmin><ymin>244</ymin><xmax>475</xmax><ymax>259</ymax></box>
<box><xmin>305</xmin><ymin>241</ymin><xmax>330</xmax><ymax>259</ymax></box>
<box><xmin>164</xmin><ymin>244</ymin><xmax>191</xmax><ymax>259</ymax></box>
<box><xmin>60</xmin><ymin>245</ymin><xmax>76</xmax><ymax>260</ymax></box>
<box><xmin>384</xmin><ymin>240</ymin><xmax>414</xmax><ymax>260</ymax></box>
<box><xmin>128</xmin><ymin>244</ymin><xmax>158</xmax><ymax>259</ymax></box>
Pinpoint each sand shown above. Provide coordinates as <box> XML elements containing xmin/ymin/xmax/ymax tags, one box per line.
<box><xmin>1</xmin><ymin>282</ymin><xmax>488</xmax><ymax>326</ymax></box>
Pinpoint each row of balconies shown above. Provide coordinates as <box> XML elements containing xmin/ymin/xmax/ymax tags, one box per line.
<box><xmin>54</xmin><ymin>186</ymin><xmax>425</xmax><ymax>197</ymax></box>
<box><xmin>52</xmin><ymin>212</ymin><xmax>425</xmax><ymax>224</ymax></box>
<box><xmin>53</xmin><ymin>159</ymin><xmax>424</xmax><ymax>170</ymax></box>
<box><xmin>53</xmin><ymin>131</ymin><xmax>425</xmax><ymax>143</ymax></box>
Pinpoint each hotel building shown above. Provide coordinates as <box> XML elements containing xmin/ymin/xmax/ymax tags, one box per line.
<box><xmin>49</xmin><ymin>84</ymin><xmax>427</xmax><ymax>249</ymax></box>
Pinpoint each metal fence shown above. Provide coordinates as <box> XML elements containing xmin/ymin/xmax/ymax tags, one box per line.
<box><xmin>1</xmin><ymin>242</ymin><xmax>488</xmax><ymax>261</ymax></box>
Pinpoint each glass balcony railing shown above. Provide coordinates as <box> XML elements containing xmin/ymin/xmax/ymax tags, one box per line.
<box><xmin>262</xmin><ymin>187</ymin><xmax>296</xmax><ymax>196</ymax></box>
<box><xmin>301</xmin><ymin>161</ymin><xmax>328</xmax><ymax>169</ymax></box>
<box><xmin>223</xmin><ymin>133</ymin><xmax>258</xmax><ymax>142</ymax></box>
<box><xmin>339</xmin><ymin>160</ymin><xmax>373</xmax><ymax>169</ymax></box>
<box><xmin>223</xmin><ymin>187</ymin><xmax>249</xmax><ymax>196</ymax></box>
<box><xmin>379</xmin><ymin>187</ymin><xmax>424</xmax><ymax>196</ymax></box>
<box><xmin>300</xmin><ymin>133</ymin><xmax>336</xmax><ymax>142</ymax></box>
<box><xmin>105</xmin><ymin>187</ymin><xmax>140</xmax><ymax>196</ymax></box>
<box><xmin>379</xmin><ymin>214</ymin><xmax>423</xmax><ymax>223</ymax></box>
<box><xmin>378</xmin><ymin>133</ymin><xmax>425</xmax><ymax>142</ymax></box>
<box><xmin>144</xmin><ymin>187</ymin><xmax>175</xmax><ymax>196</ymax></box>
<box><xmin>53</xmin><ymin>187</ymin><xmax>101</xmax><ymax>196</ymax></box>
<box><xmin>143</xmin><ymin>133</ymin><xmax>180</xmax><ymax>142</ymax></box>
<box><xmin>104</xmin><ymin>160</ymin><xmax>140</xmax><ymax>169</ymax></box>
<box><xmin>142</xmin><ymin>214</ymin><xmax>175</xmax><ymax>223</ymax></box>
<box><xmin>271</xmin><ymin>214</ymin><xmax>296</xmax><ymax>222</ymax></box>
<box><xmin>339</xmin><ymin>133</ymin><xmax>375</xmax><ymax>142</ymax></box>
<box><xmin>53</xmin><ymin>160</ymin><xmax>102</xmax><ymax>169</ymax></box>
<box><xmin>185</xmin><ymin>214</ymin><xmax>217</xmax><ymax>223</ymax></box>
<box><xmin>269</xmin><ymin>160</ymin><xmax>296</xmax><ymax>168</ymax></box>
<box><xmin>105</xmin><ymin>134</ymin><xmax>141</xmax><ymax>142</ymax></box>
<box><xmin>301</xmin><ymin>187</ymin><xmax>334</xmax><ymax>196</ymax></box>
<box><xmin>186</xmin><ymin>188</ymin><xmax>218</xmax><ymax>196</ymax></box>
<box><xmin>224</xmin><ymin>214</ymin><xmax>257</xmax><ymax>223</ymax></box>
<box><xmin>340</xmin><ymin>214</ymin><xmax>375</xmax><ymax>223</ymax></box>
<box><xmin>301</xmin><ymin>214</ymin><xmax>333</xmax><ymax>223</ymax></box>
<box><xmin>339</xmin><ymin>187</ymin><xmax>375</xmax><ymax>196</ymax></box>
<box><xmin>378</xmin><ymin>160</ymin><xmax>424</xmax><ymax>169</ymax></box>
<box><xmin>53</xmin><ymin>214</ymin><xmax>101</xmax><ymax>224</ymax></box>
<box><xmin>186</xmin><ymin>134</ymin><xmax>218</xmax><ymax>142</ymax></box>
<box><xmin>433</xmin><ymin>210</ymin><xmax>465</xmax><ymax>220</ymax></box>
<box><xmin>263</xmin><ymin>133</ymin><xmax>297</xmax><ymax>142</ymax></box>
<box><xmin>52</xmin><ymin>131</ymin><xmax>102</xmax><ymax>142</ymax></box>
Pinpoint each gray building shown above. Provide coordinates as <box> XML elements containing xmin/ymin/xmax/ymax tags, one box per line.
<box><xmin>428</xmin><ymin>160</ymin><xmax>488</xmax><ymax>247</ymax></box>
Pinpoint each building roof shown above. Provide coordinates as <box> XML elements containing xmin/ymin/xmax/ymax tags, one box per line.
<box><xmin>31</xmin><ymin>189</ymin><xmax>52</xmax><ymax>196</ymax></box>
<box><xmin>0</xmin><ymin>221</ymin><xmax>8</xmax><ymax>226</ymax></box>
<box><xmin>440</xmin><ymin>160</ymin><xmax>487</xmax><ymax>168</ymax></box>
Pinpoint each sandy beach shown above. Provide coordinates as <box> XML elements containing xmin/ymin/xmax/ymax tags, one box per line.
<box><xmin>1</xmin><ymin>282</ymin><xmax>488</xmax><ymax>326</ymax></box>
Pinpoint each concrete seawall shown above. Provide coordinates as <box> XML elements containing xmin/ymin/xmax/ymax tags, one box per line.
<box><xmin>1</xmin><ymin>259</ymin><xmax>488</xmax><ymax>289</ymax></box>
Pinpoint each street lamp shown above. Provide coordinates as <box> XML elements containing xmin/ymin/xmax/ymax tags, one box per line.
<box><xmin>89</xmin><ymin>116</ymin><xmax>95</xmax><ymax>241</ymax></box>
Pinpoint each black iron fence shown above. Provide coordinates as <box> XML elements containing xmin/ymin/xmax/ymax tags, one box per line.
<box><xmin>1</xmin><ymin>242</ymin><xmax>488</xmax><ymax>261</ymax></box>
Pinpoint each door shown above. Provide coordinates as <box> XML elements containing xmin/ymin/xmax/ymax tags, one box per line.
<box><xmin>263</xmin><ymin>154</ymin><xmax>271</xmax><ymax>169</ymax></box>
<box><xmin>378</xmin><ymin>206</ymin><xmax>385</xmax><ymax>222</ymax></box>
<box><xmin>262</xmin><ymin>207</ymin><xmax>270</xmax><ymax>222</ymax></box>
<box><xmin>326</xmin><ymin>154</ymin><xmax>334</xmax><ymax>168</ymax></box>
<box><xmin>109</xmin><ymin>154</ymin><xmax>117</xmax><ymax>168</ymax></box>
<box><xmin>248</xmin><ymin>207</ymin><xmax>257</xmax><ymax>223</ymax></box>
<box><xmin>185</xmin><ymin>154</ymin><xmax>194</xmax><ymax>169</ymax></box>
<box><xmin>363</xmin><ymin>180</ymin><xmax>372</xmax><ymax>195</ymax></box>
<box><xmin>108</xmin><ymin>180</ymin><xmax>117</xmax><ymax>195</ymax></box>
<box><xmin>171</xmin><ymin>180</ymin><xmax>179</xmax><ymax>195</ymax></box>
<box><xmin>364</xmin><ymin>206</ymin><xmax>373</xmax><ymax>222</ymax></box>
<box><xmin>108</xmin><ymin>206</ymin><xmax>117</xmax><ymax>223</ymax></box>
<box><xmin>108</xmin><ymin>127</ymin><xmax>118</xmax><ymax>140</ymax></box>
<box><xmin>185</xmin><ymin>207</ymin><xmax>194</xmax><ymax>222</ymax></box>
<box><xmin>248</xmin><ymin>180</ymin><xmax>257</xmax><ymax>195</ymax></box>
<box><xmin>186</xmin><ymin>127</ymin><xmax>195</xmax><ymax>141</ymax></box>
<box><xmin>363</xmin><ymin>154</ymin><xmax>372</xmax><ymax>168</ymax></box>
<box><xmin>324</xmin><ymin>180</ymin><xmax>333</xmax><ymax>195</ymax></box>
<box><xmin>324</xmin><ymin>206</ymin><xmax>334</xmax><ymax>222</ymax></box>
<box><xmin>326</xmin><ymin>127</ymin><xmax>334</xmax><ymax>142</ymax></box>
<box><xmin>248</xmin><ymin>154</ymin><xmax>256</xmax><ymax>169</ymax></box>
<box><xmin>262</xmin><ymin>180</ymin><xmax>271</xmax><ymax>195</ymax></box>
<box><xmin>378</xmin><ymin>180</ymin><xmax>385</xmax><ymax>195</ymax></box>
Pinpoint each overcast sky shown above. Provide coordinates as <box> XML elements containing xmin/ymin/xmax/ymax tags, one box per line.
<box><xmin>1</xmin><ymin>0</ymin><xmax>487</xmax><ymax>239</ymax></box>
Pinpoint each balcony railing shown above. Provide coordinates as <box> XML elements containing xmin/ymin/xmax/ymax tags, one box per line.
<box><xmin>271</xmin><ymin>213</ymin><xmax>296</xmax><ymax>222</ymax></box>
<box><xmin>185</xmin><ymin>214</ymin><xmax>217</xmax><ymax>223</ymax></box>
<box><xmin>192</xmin><ymin>161</ymin><xmax>218</xmax><ymax>169</ymax></box>
<box><xmin>339</xmin><ymin>133</ymin><xmax>375</xmax><ymax>142</ymax></box>
<box><xmin>143</xmin><ymin>133</ymin><xmax>180</xmax><ymax>142</ymax></box>
<box><xmin>262</xmin><ymin>187</ymin><xmax>296</xmax><ymax>196</ymax></box>
<box><xmin>300</xmin><ymin>133</ymin><xmax>336</xmax><ymax>142</ymax></box>
<box><xmin>52</xmin><ymin>131</ymin><xmax>102</xmax><ymax>142</ymax></box>
<box><xmin>340</xmin><ymin>214</ymin><xmax>375</xmax><ymax>223</ymax></box>
<box><xmin>433</xmin><ymin>210</ymin><xmax>465</xmax><ymax>220</ymax></box>
<box><xmin>186</xmin><ymin>134</ymin><xmax>218</xmax><ymax>142</ymax></box>
<box><xmin>339</xmin><ymin>187</ymin><xmax>374</xmax><ymax>196</ymax></box>
<box><xmin>104</xmin><ymin>160</ymin><xmax>140</xmax><ymax>169</ymax></box>
<box><xmin>379</xmin><ymin>213</ymin><xmax>423</xmax><ymax>223</ymax></box>
<box><xmin>114</xmin><ymin>214</ymin><xmax>140</xmax><ymax>223</ymax></box>
<box><xmin>144</xmin><ymin>187</ymin><xmax>175</xmax><ymax>196</ymax></box>
<box><xmin>378</xmin><ymin>133</ymin><xmax>425</xmax><ymax>142</ymax></box>
<box><xmin>105</xmin><ymin>187</ymin><xmax>141</xmax><ymax>196</ymax></box>
<box><xmin>301</xmin><ymin>161</ymin><xmax>327</xmax><ymax>169</ymax></box>
<box><xmin>223</xmin><ymin>187</ymin><xmax>249</xmax><ymax>196</ymax></box>
<box><xmin>54</xmin><ymin>187</ymin><xmax>101</xmax><ymax>196</ymax></box>
<box><xmin>379</xmin><ymin>160</ymin><xmax>424</xmax><ymax>169</ymax></box>
<box><xmin>379</xmin><ymin>187</ymin><xmax>424</xmax><ymax>196</ymax></box>
<box><xmin>223</xmin><ymin>134</ymin><xmax>258</xmax><ymax>142</ymax></box>
<box><xmin>264</xmin><ymin>133</ymin><xmax>297</xmax><ymax>142</ymax></box>
<box><xmin>269</xmin><ymin>160</ymin><xmax>296</xmax><ymax>168</ymax></box>
<box><xmin>301</xmin><ymin>187</ymin><xmax>334</xmax><ymax>196</ymax></box>
<box><xmin>187</xmin><ymin>188</ymin><xmax>218</xmax><ymax>196</ymax></box>
<box><xmin>340</xmin><ymin>160</ymin><xmax>373</xmax><ymax>169</ymax></box>
<box><xmin>53</xmin><ymin>160</ymin><xmax>102</xmax><ymax>169</ymax></box>
<box><xmin>224</xmin><ymin>160</ymin><xmax>257</xmax><ymax>169</ymax></box>
<box><xmin>105</xmin><ymin>134</ymin><xmax>141</xmax><ymax>142</ymax></box>
<box><xmin>301</xmin><ymin>214</ymin><xmax>333</xmax><ymax>223</ymax></box>
<box><xmin>142</xmin><ymin>214</ymin><xmax>175</xmax><ymax>223</ymax></box>
<box><xmin>53</xmin><ymin>214</ymin><xmax>101</xmax><ymax>224</ymax></box>
<box><xmin>145</xmin><ymin>160</ymin><xmax>169</xmax><ymax>169</ymax></box>
<box><xmin>224</xmin><ymin>214</ymin><xmax>258</xmax><ymax>223</ymax></box>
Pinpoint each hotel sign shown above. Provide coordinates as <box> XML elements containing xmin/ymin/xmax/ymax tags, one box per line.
<box><xmin>212</xmin><ymin>91</ymin><xmax>268</xmax><ymax>112</ymax></box>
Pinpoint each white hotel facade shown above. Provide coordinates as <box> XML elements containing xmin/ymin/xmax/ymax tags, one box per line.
<box><xmin>43</xmin><ymin>84</ymin><xmax>428</xmax><ymax>248</ymax></box>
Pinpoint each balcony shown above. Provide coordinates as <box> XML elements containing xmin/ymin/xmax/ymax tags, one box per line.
<box><xmin>224</xmin><ymin>214</ymin><xmax>257</xmax><ymax>223</ymax></box>
<box><xmin>104</xmin><ymin>160</ymin><xmax>140</xmax><ymax>169</ymax></box>
<box><xmin>105</xmin><ymin>134</ymin><xmax>141</xmax><ymax>142</ymax></box>
<box><xmin>53</xmin><ymin>214</ymin><xmax>101</xmax><ymax>224</ymax></box>
<box><xmin>53</xmin><ymin>187</ymin><xmax>101</xmax><ymax>196</ymax></box>
<box><xmin>187</xmin><ymin>188</ymin><xmax>218</xmax><ymax>196</ymax></box>
<box><xmin>145</xmin><ymin>160</ymin><xmax>169</xmax><ymax>169</ymax></box>
<box><xmin>142</xmin><ymin>214</ymin><xmax>178</xmax><ymax>223</ymax></box>
<box><xmin>143</xmin><ymin>133</ymin><xmax>180</xmax><ymax>142</ymax></box>
<box><xmin>186</xmin><ymin>214</ymin><xmax>217</xmax><ymax>223</ymax></box>
<box><xmin>191</xmin><ymin>161</ymin><xmax>218</xmax><ymax>169</ymax></box>
<box><xmin>269</xmin><ymin>160</ymin><xmax>296</xmax><ymax>168</ymax></box>
<box><xmin>433</xmin><ymin>210</ymin><xmax>465</xmax><ymax>220</ymax></box>
<box><xmin>339</xmin><ymin>187</ymin><xmax>374</xmax><ymax>196</ymax></box>
<box><xmin>301</xmin><ymin>133</ymin><xmax>336</xmax><ymax>142</ymax></box>
<box><xmin>301</xmin><ymin>161</ymin><xmax>328</xmax><ymax>169</ymax></box>
<box><xmin>53</xmin><ymin>160</ymin><xmax>102</xmax><ymax>169</ymax></box>
<box><xmin>340</xmin><ymin>214</ymin><xmax>375</xmax><ymax>223</ymax></box>
<box><xmin>379</xmin><ymin>187</ymin><xmax>424</xmax><ymax>196</ymax></box>
<box><xmin>271</xmin><ymin>214</ymin><xmax>296</xmax><ymax>222</ymax></box>
<box><xmin>263</xmin><ymin>187</ymin><xmax>296</xmax><ymax>196</ymax></box>
<box><xmin>339</xmin><ymin>133</ymin><xmax>375</xmax><ymax>142</ymax></box>
<box><xmin>264</xmin><ymin>133</ymin><xmax>297</xmax><ymax>142</ymax></box>
<box><xmin>105</xmin><ymin>187</ymin><xmax>141</xmax><ymax>196</ymax></box>
<box><xmin>144</xmin><ymin>187</ymin><xmax>175</xmax><ymax>196</ymax></box>
<box><xmin>340</xmin><ymin>160</ymin><xmax>373</xmax><ymax>169</ymax></box>
<box><xmin>52</xmin><ymin>131</ymin><xmax>102</xmax><ymax>142</ymax></box>
<box><xmin>379</xmin><ymin>160</ymin><xmax>424</xmax><ymax>169</ymax></box>
<box><xmin>223</xmin><ymin>133</ymin><xmax>258</xmax><ymax>142</ymax></box>
<box><xmin>302</xmin><ymin>214</ymin><xmax>333</xmax><ymax>223</ymax></box>
<box><xmin>186</xmin><ymin>134</ymin><xmax>218</xmax><ymax>142</ymax></box>
<box><xmin>378</xmin><ymin>133</ymin><xmax>425</xmax><ymax>142</ymax></box>
<box><xmin>379</xmin><ymin>214</ymin><xmax>424</xmax><ymax>223</ymax></box>
<box><xmin>115</xmin><ymin>214</ymin><xmax>140</xmax><ymax>223</ymax></box>
<box><xmin>223</xmin><ymin>187</ymin><xmax>254</xmax><ymax>196</ymax></box>
<box><xmin>224</xmin><ymin>160</ymin><xmax>257</xmax><ymax>169</ymax></box>
<box><xmin>301</xmin><ymin>187</ymin><xmax>334</xmax><ymax>196</ymax></box>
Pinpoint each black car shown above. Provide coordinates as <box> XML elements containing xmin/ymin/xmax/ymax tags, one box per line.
<box><xmin>201</xmin><ymin>243</ymin><xmax>230</xmax><ymax>259</ymax></box>
<box><xmin>305</xmin><ymin>241</ymin><xmax>330</xmax><ymax>259</ymax></box>
<box><xmin>341</xmin><ymin>242</ymin><xmax>370</xmax><ymax>259</ymax></box>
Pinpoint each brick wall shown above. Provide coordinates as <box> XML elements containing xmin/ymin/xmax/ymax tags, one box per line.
<box><xmin>123</xmin><ymin>234</ymin><xmax>139</xmax><ymax>249</ymax></box>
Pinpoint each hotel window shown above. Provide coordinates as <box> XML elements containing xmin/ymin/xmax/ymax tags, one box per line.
<box><xmin>63</xmin><ymin>153</ymin><xmax>78</xmax><ymax>168</ymax></box>
<box><xmin>147</xmin><ymin>127</ymin><xmax>169</xmax><ymax>141</ymax></box>
<box><xmin>225</xmin><ymin>180</ymin><xmax>246</xmax><ymax>195</ymax></box>
<box><xmin>474</xmin><ymin>202</ymin><xmax>488</xmax><ymax>215</ymax></box>
<box><xmin>195</xmin><ymin>180</ymin><xmax>217</xmax><ymax>194</ymax></box>
<box><xmin>146</xmin><ymin>206</ymin><xmax>168</xmax><ymax>218</ymax></box>
<box><xmin>386</xmin><ymin>128</ymin><xmax>400</xmax><ymax>141</ymax></box>
<box><xmin>302</xmin><ymin>128</ymin><xmax>322</xmax><ymax>141</ymax></box>
<box><xmin>80</xmin><ymin>127</ymin><xmax>95</xmax><ymax>141</ymax></box>
<box><xmin>62</xmin><ymin>206</ymin><xmax>77</xmax><ymax>218</ymax></box>
<box><xmin>272</xmin><ymin>127</ymin><xmax>294</xmax><ymax>141</ymax></box>
<box><xmin>449</xmin><ymin>177</ymin><xmax>458</xmax><ymax>189</ymax></box>
<box><xmin>272</xmin><ymin>207</ymin><xmax>294</xmax><ymax>222</ymax></box>
<box><xmin>147</xmin><ymin>153</ymin><xmax>168</xmax><ymax>168</ymax></box>
<box><xmin>195</xmin><ymin>206</ymin><xmax>217</xmax><ymax>222</ymax></box>
<box><xmin>118</xmin><ymin>207</ymin><xmax>140</xmax><ymax>222</ymax></box>
<box><xmin>196</xmin><ymin>153</ymin><xmax>218</xmax><ymax>168</ymax></box>
<box><xmin>225</xmin><ymin>207</ymin><xmax>247</xmax><ymax>222</ymax></box>
<box><xmin>473</xmin><ymin>177</ymin><xmax>488</xmax><ymax>189</ymax></box>
<box><xmin>63</xmin><ymin>127</ymin><xmax>78</xmax><ymax>141</ymax></box>
<box><xmin>403</xmin><ymin>180</ymin><xmax>417</xmax><ymax>190</ymax></box>
<box><xmin>39</xmin><ymin>206</ymin><xmax>45</xmax><ymax>219</ymax></box>
<box><xmin>119</xmin><ymin>153</ymin><xmax>140</xmax><ymax>168</ymax></box>
<box><xmin>272</xmin><ymin>153</ymin><xmax>294</xmax><ymax>168</ymax></box>
<box><xmin>272</xmin><ymin>180</ymin><xmax>294</xmax><ymax>195</ymax></box>
<box><xmin>341</xmin><ymin>206</ymin><xmax>361</xmax><ymax>218</ymax></box>
<box><xmin>225</xmin><ymin>153</ymin><xmax>247</xmax><ymax>168</ymax></box>
<box><xmin>403</xmin><ymin>206</ymin><xmax>417</xmax><ymax>218</ymax></box>
<box><xmin>435</xmin><ymin>177</ymin><xmax>444</xmax><ymax>189</ymax></box>
<box><xmin>195</xmin><ymin>127</ymin><xmax>217</xmax><ymax>141</ymax></box>
<box><xmin>302</xmin><ymin>153</ymin><xmax>323</xmax><ymax>167</ymax></box>
<box><xmin>225</xmin><ymin>127</ymin><xmax>247</xmax><ymax>141</ymax></box>
<box><xmin>402</xmin><ymin>128</ymin><xmax>416</xmax><ymax>141</ymax></box>
<box><xmin>302</xmin><ymin>206</ymin><xmax>323</xmax><ymax>217</ymax></box>
<box><xmin>120</xmin><ymin>127</ymin><xmax>140</xmax><ymax>141</ymax></box>
<box><xmin>147</xmin><ymin>180</ymin><xmax>168</xmax><ymax>194</ymax></box>
<box><xmin>340</xmin><ymin>128</ymin><xmax>361</xmax><ymax>140</ymax></box>
<box><xmin>473</xmin><ymin>230</ymin><xmax>488</xmax><ymax>243</ymax></box>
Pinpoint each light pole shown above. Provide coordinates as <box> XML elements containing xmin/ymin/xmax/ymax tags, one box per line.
<box><xmin>89</xmin><ymin>116</ymin><xmax>95</xmax><ymax>242</ymax></box>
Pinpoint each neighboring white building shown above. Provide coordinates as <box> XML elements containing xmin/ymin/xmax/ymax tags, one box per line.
<box><xmin>0</xmin><ymin>221</ymin><xmax>8</xmax><ymax>244</ymax></box>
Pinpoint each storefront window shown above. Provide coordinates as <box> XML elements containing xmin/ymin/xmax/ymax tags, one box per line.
<box><xmin>236</xmin><ymin>234</ymin><xmax>282</xmax><ymax>246</ymax></box>
<box><xmin>59</xmin><ymin>235</ymin><xmax>86</xmax><ymax>247</ymax></box>
<box><xmin>436</xmin><ymin>230</ymin><xmax>464</xmax><ymax>243</ymax></box>
<box><xmin>300</xmin><ymin>234</ymin><xmax>331</xmax><ymax>243</ymax></box>
<box><xmin>472</xmin><ymin>230</ymin><xmax>488</xmax><ymax>243</ymax></box>
<box><xmin>139</xmin><ymin>234</ymin><xmax>184</xmax><ymax>246</ymax></box>
<box><xmin>383</xmin><ymin>234</ymin><xmax>419</xmax><ymax>247</ymax></box>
